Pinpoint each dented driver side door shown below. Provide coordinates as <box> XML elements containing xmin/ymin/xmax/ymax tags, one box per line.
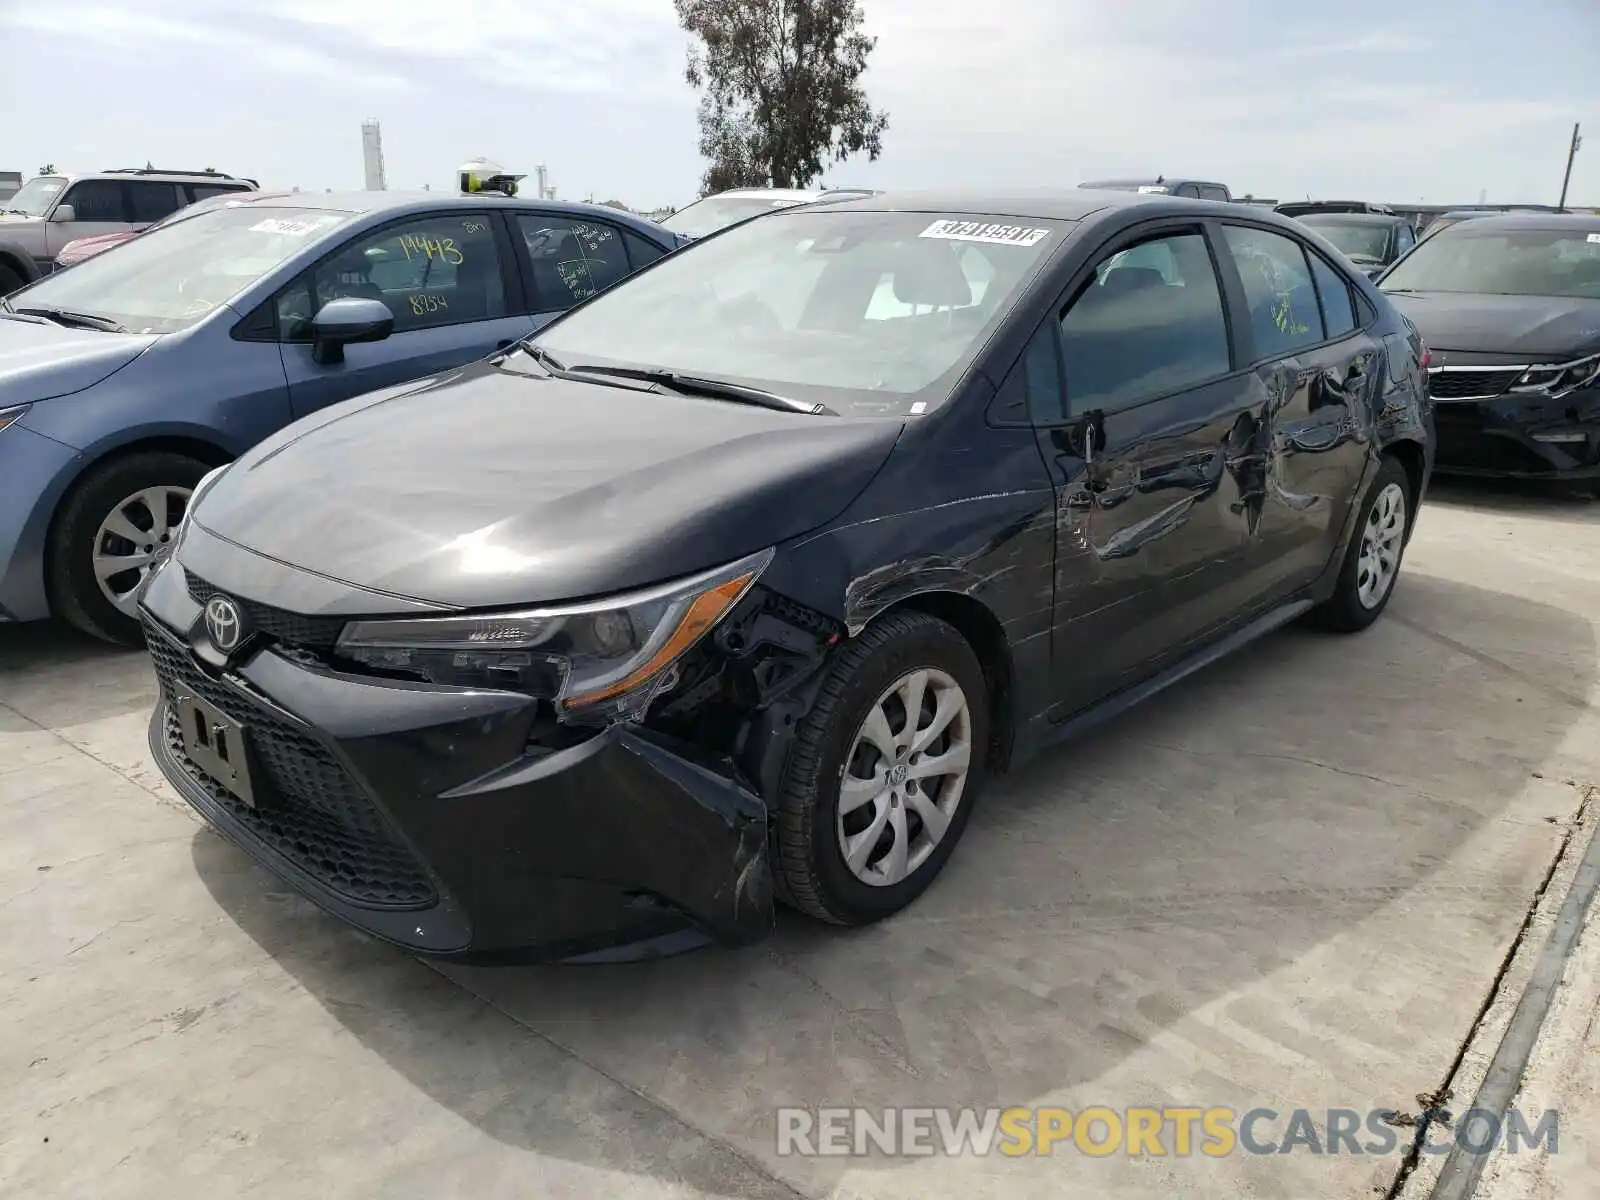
<box><xmin>1031</xmin><ymin>220</ymin><xmax>1262</xmax><ymax>713</ymax></box>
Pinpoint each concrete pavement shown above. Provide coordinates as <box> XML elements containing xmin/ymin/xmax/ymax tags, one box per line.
<box><xmin>2</xmin><ymin>479</ymin><xmax>1598</xmax><ymax>1199</ymax></box>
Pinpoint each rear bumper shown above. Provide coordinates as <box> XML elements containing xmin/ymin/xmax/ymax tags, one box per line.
<box><xmin>139</xmin><ymin>565</ymin><xmax>773</xmax><ymax>962</ymax></box>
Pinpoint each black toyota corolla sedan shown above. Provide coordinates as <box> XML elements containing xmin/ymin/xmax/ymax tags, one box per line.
<box><xmin>140</xmin><ymin>189</ymin><xmax>1433</xmax><ymax>962</ymax></box>
<box><xmin>1380</xmin><ymin>214</ymin><xmax>1600</xmax><ymax>494</ymax></box>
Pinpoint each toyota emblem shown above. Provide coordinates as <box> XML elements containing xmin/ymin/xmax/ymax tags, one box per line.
<box><xmin>203</xmin><ymin>595</ymin><xmax>244</xmax><ymax>653</ymax></box>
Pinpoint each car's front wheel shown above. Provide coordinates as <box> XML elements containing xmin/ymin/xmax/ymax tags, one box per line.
<box><xmin>47</xmin><ymin>451</ymin><xmax>212</xmax><ymax>646</ymax></box>
<box><xmin>771</xmin><ymin>610</ymin><xmax>988</xmax><ymax>925</ymax></box>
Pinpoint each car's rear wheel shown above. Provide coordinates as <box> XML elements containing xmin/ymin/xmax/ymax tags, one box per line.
<box><xmin>47</xmin><ymin>451</ymin><xmax>211</xmax><ymax>646</ymax></box>
<box><xmin>0</xmin><ymin>262</ymin><xmax>24</xmax><ymax>297</ymax></box>
<box><xmin>1311</xmin><ymin>455</ymin><xmax>1412</xmax><ymax>633</ymax></box>
<box><xmin>770</xmin><ymin>610</ymin><xmax>988</xmax><ymax>925</ymax></box>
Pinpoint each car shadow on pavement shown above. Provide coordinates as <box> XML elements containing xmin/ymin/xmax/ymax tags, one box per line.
<box><xmin>1425</xmin><ymin>476</ymin><xmax>1600</xmax><ymax>525</ymax></box>
<box><xmin>189</xmin><ymin>570</ymin><xmax>1597</xmax><ymax>1196</ymax></box>
<box><xmin>0</xmin><ymin>620</ymin><xmax>155</xmax><ymax>724</ymax></box>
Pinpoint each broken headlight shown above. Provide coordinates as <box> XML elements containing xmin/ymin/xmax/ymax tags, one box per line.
<box><xmin>1511</xmin><ymin>353</ymin><xmax>1600</xmax><ymax>398</ymax></box>
<box><xmin>334</xmin><ymin>548</ymin><xmax>772</xmax><ymax>719</ymax></box>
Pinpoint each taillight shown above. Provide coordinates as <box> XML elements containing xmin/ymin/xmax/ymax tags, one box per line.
<box><xmin>1418</xmin><ymin>344</ymin><xmax>1432</xmax><ymax>370</ymax></box>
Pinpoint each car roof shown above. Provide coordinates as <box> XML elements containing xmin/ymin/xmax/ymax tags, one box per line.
<box><xmin>1296</xmin><ymin>212</ymin><xmax>1406</xmax><ymax>225</ymax></box>
<box><xmin>220</xmin><ymin>190</ymin><xmax>677</xmax><ymax>239</ymax></box>
<box><xmin>699</xmin><ymin>188</ymin><xmax>822</xmax><ymax>201</ymax></box>
<box><xmin>1079</xmin><ymin>178</ymin><xmax>1225</xmax><ymax>189</ymax></box>
<box><xmin>810</xmin><ymin>187</ymin><xmax>1247</xmax><ymax>223</ymax></box>
<box><xmin>50</xmin><ymin>169</ymin><xmax>254</xmax><ymax>185</ymax></box>
<box><xmin>1426</xmin><ymin>212</ymin><xmax>1600</xmax><ymax>234</ymax></box>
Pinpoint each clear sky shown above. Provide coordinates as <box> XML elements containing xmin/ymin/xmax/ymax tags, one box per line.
<box><xmin>3</xmin><ymin>0</ymin><xmax>1596</xmax><ymax>211</ymax></box>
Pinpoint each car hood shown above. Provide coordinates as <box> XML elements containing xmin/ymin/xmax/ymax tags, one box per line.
<box><xmin>1384</xmin><ymin>292</ymin><xmax>1600</xmax><ymax>359</ymax></box>
<box><xmin>0</xmin><ymin>317</ymin><xmax>158</xmax><ymax>402</ymax></box>
<box><xmin>57</xmin><ymin>231</ymin><xmax>136</xmax><ymax>262</ymax></box>
<box><xmin>194</xmin><ymin>358</ymin><xmax>905</xmax><ymax>609</ymax></box>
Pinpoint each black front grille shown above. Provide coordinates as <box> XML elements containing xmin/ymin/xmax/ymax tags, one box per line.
<box><xmin>1428</xmin><ymin>369</ymin><xmax>1523</xmax><ymax>401</ymax></box>
<box><xmin>185</xmin><ymin>570</ymin><xmax>346</xmax><ymax>652</ymax></box>
<box><xmin>145</xmin><ymin>618</ymin><xmax>437</xmax><ymax>909</ymax></box>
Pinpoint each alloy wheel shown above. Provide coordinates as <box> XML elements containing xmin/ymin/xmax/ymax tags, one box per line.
<box><xmin>92</xmin><ymin>486</ymin><xmax>192</xmax><ymax>617</ymax></box>
<box><xmin>837</xmin><ymin>666</ymin><xmax>973</xmax><ymax>888</ymax></box>
<box><xmin>1356</xmin><ymin>481</ymin><xmax>1406</xmax><ymax>609</ymax></box>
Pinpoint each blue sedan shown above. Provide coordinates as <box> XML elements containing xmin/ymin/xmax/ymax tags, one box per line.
<box><xmin>0</xmin><ymin>190</ymin><xmax>684</xmax><ymax>643</ymax></box>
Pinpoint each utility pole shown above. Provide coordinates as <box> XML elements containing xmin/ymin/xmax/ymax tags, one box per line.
<box><xmin>1558</xmin><ymin>123</ymin><xmax>1581</xmax><ymax>210</ymax></box>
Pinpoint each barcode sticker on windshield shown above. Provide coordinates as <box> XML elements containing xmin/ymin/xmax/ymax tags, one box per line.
<box><xmin>1588</xmin><ymin>233</ymin><xmax>1600</xmax><ymax>244</ymax></box>
<box><xmin>919</xmin><ymin>220</ymin><xmax>1051</xmax><ymax>247</ymax></box>
<box><xmin>250</xmin><ymin>218</ymin><xmax>325</xmax><ymax>236</ymax></box>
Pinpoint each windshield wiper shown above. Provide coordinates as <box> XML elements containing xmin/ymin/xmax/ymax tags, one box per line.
<box><xmin>15</xmin><ymin>306</ymin><xmax>128</xmax><ymax>333</ymax></box>
<box><xmin>519</xmin><ymin>343</ymin><xmax>568</xmax><ymax>373</ymax></box>
<box><xmin>511</xmin><ymin>343</ymin><xmax>658</xmax><ymax>392</ymax></box>
<box><xmin>564</xmin><ymin>364</ymin><xmax>835</xmax><ymax>415</ymax></box>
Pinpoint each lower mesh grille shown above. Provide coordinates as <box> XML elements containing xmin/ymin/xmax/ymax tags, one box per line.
<box><xmin>144</xmin><ymin>618</ymin><xmax>437</xmax><ymax>909</ymax></box>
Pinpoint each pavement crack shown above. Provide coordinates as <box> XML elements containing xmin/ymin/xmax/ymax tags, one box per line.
<box><xmin>65</xmin><ymin>915</ymin><xmax>155</xmax><ymax>957</ymax></box>
<box><xmin>428</xmin><ymin>963</ymin><xmax>815</xmax><ymax>1200</ymax></box>
<box><xmin>1388</xmin><ymin>616</ymin><xmax>1593</xmax><ymax>711</ymax></box>
<box><xmin>0</xmin><ymin>696</ymin><xmax>192</xmax><ymax>817</ymax></box>
<box><xmin>1139</xmin><ymin>740</ymin><xmax>1422</xmax><ymax>793</ymax></box>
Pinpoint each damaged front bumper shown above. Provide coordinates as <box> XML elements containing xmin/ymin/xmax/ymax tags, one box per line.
<box><xmin>1430</xmin><ymin>386</ymin><xmax>1600</xmax><ymax>482</ymax></box>
<box><xmin>139</xmin><ymin>565</ymin><xmax>774</xmax><ymax>963</ymax></box>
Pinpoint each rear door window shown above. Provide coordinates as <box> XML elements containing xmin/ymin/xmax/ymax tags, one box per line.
<box><xmin>516</xmin><ymin>215</ymin><xmax>631</xmax><ymax>311</ymax></box>
<box><xmin>1199</xmin><ymin>185</ymin><xmax>1230</xmax><ymax>202</ymax></box>
<box><xmin>126</xmin><ymin>182</ymin><xmax>185</xmax><ymax>223</ymax></box>
<box><xmin>1221</xmin><ymin>225</ymin><xmax>1326</xmax><ymax>358</ymax></box>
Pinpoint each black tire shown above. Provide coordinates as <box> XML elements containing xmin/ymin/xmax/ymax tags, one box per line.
<box><xmin>1311</xmin><ymin>455</ymin><xmax>1413</xmax><ymax>633</ymax></box>
<box><xmin>770</xmin><ymin>610</ymin><xmax>990</xmax><ymax>925</ymax></box>
<box><xmin>0</xmin><ymin>262</ymin><xmax>25</xmax><ymax>297</ymax></box>
<box><xmin>46</xmin><ymin>451</ymin><xmax>212</xmax><ymax>646</ymax></box>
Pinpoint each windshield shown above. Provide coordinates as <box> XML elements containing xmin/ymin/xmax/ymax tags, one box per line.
<box><xmin>662</xmin><ymin>195</ymin><xmax>810</xmax><ymax>238</ymax></box>
<box><xmin>4</xmin><ymin>176</ymin><xmax>66</xmax><ymax>217</ymax></box>
<box><xmin>534</xmin><ymin>209</ymin><xmax>1067</xmax><ymax>416</ymax></box>
<box><xmin>1380</xmin><ymin>225</ymin><xmax>1600</xmax><ymax>298</ymax></box>
<box><xmin>5</xmin><ymin>205</ymin><xmax>353</xmax><ymax>333</ymax></box>
<box><xmin>1301</xmin><ymin>218</ymin><xmax>1391</xmax><ymax>261</ymax></box>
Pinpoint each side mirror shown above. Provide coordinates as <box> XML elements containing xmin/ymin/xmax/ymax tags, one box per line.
<box><xmin>309</xmin><ymin>297</ymin><xmax>394</xmax><ymax>366</ymax></box>
<box><xmin>49</xmin><ymin>204</ymin><xmax>77</xmax><ymax>223</ymax></box>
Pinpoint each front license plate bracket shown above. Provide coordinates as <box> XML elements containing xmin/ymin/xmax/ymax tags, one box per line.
<box><xmin>174</xmin><ymin>693</ymin><xmax>257</xmax><ymax>808</ymax></box>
